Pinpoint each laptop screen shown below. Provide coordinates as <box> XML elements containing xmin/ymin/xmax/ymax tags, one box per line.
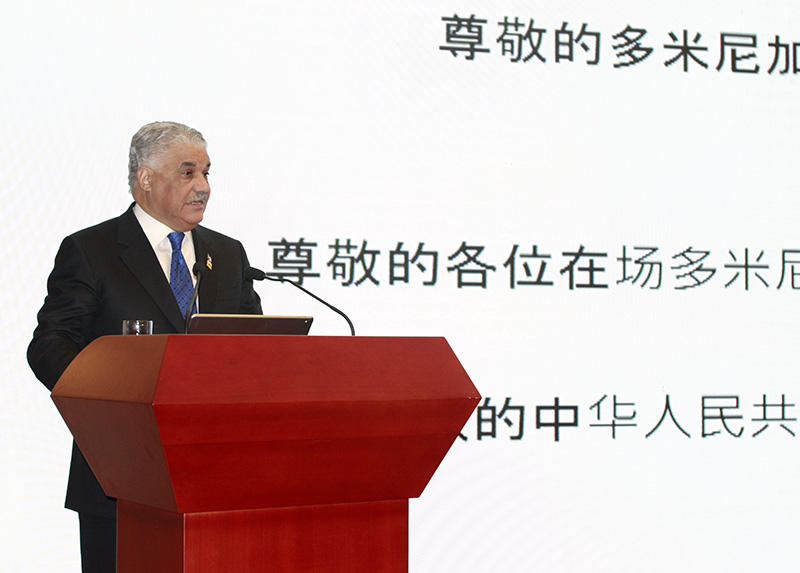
<box><xmin>186</xmin><ymin>314</ymin><xmax>313</xmax><ymax>335</ymax></box>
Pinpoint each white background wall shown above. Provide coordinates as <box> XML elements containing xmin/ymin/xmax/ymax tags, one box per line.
<box><xmin>2</xmin><ymin>2</ymin><xmax>799</xmax><ymax>570</ymax></box>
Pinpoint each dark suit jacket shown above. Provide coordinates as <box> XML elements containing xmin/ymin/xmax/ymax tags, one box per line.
<box><xmin>28</xmin><ymin>204</ymin><xmax>262</xmax><ymax>517</ymax></box>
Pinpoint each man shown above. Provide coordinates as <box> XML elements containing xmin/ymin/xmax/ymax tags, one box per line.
<box><xmin>27</xmin><ymin>121</ymin><xmax>263</xmax><ymax>572</ymax></box>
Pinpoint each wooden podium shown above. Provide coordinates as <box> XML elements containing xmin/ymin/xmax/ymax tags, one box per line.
<box><xmin>51</xmin><ymin>335</ymin><xmax>480</xmax><ymax>572</ymax></box>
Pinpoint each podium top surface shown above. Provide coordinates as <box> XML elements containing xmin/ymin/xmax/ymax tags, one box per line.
<box><xmin>53</xmin><ymin>334</ymin><xmax>479</xmax><ymax>405</ymax></box>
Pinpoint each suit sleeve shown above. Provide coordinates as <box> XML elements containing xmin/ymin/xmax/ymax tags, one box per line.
<box><xmin>27</xmin><ymin>235</ymin><xmax>99</xmax><ymax>390</ymax></box>
<box><xmin>238</xmin><ymin>240</ymin><xmax>263</xmax><ymax>315</ymax></box>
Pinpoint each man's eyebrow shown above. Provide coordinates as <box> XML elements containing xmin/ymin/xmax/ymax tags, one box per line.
<box><xmin>180</xmin><ymin>162</ymin><xmax>211</xmax><ymax>169</ymax></box>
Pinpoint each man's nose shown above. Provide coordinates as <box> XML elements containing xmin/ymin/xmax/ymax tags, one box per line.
<box><xmin>195</xmin><ymin>174</ymin><xmax>210</xmax><ymax>192</ymax></box>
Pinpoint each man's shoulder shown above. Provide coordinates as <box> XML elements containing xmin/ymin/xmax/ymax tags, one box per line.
<box><xmin>192</xmin><ymin>225</ymin><xmax>254</xmax><ymax>271</ymax></box>
<box><xmin>193</xmin><ymin>224</ymin><xmax>245</xmax><ymax>248</ymax></box>
<box><xmin>65</xmin><ymin>206</ymin><xmax>134</xmax><ymax>243</ymax></box>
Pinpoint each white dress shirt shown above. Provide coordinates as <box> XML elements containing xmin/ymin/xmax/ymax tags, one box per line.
<box><xmin>132</xmin><ymin>203</ymin><xmax>197</xmax><ymax>287</ymax></box>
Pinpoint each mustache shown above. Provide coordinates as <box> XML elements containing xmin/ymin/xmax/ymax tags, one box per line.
<box><xmin>189</xmin><ymin>192</ymin><xmax>209</xmax><ymax>203</ymax></box>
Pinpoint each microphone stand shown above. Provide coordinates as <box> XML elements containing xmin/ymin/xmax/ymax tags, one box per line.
<box><xmin>184</xmin><ymin>262</ymin><xmax>205</xmax><ymax>334</ymax></box>
<box><xmin>246</xmin><ymin>267</ymin><xmax>355</xmax><ymax>336</ymax></box>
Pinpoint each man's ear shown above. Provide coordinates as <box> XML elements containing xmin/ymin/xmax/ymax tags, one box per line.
<box><xmin>137</xmin><ymin>166</ymin><xmax>153</xmax><ymax>192</ymax></box>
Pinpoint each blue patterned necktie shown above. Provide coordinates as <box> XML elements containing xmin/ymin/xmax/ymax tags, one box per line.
<box><xmin>167</xmin><ymin>232</ymin><xmax>196</xmax><ymax>318</ymax></box>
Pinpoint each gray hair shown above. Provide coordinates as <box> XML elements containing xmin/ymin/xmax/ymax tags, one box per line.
<box><xmin>128</xmin><ymin>121</ymin><xmax>207</xmax><ymax>192</ymax></box>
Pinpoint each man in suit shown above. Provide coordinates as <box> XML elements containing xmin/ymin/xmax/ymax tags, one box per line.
<box><xmin>27</xmin><ymin>121</ymin><xmax>263</xmax><ymax>572</ymax></box>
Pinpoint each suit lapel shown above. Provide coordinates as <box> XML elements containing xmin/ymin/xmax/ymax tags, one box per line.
<box><xmin>117</xmin><ymin>205</ymin><xmax>186</xmax><ymax>333</ymax></box>
<box><xmin>192</xmin><ymin>226</ymin><xmax>218</xmax><ymax>313</ymax></box>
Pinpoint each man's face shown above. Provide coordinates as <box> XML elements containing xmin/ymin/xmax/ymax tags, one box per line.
<box><xmin>138</xmin><ymin>144</ymin><xmax>211</xmax><ymax>232</ymax></box>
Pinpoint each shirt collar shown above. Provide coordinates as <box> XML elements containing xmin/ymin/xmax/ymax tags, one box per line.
<box><xmin>133</xmin><ymin>203</ymin><xmax>189</xmax><ymax>249</ymax></box>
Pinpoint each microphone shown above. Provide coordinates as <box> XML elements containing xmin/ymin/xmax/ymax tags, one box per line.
<box><xmin>245</xmin><ymin>267</ymin><xmax>355</xmax><ymax>336</ymax></box>
<box><xmin>184</xmin><ymin>261</ymin><xmax>205</xmax><ymax>334</ymax></box>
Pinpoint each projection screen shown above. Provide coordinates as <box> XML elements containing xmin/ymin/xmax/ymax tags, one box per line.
<box><xmin>2</xmin><ymin>1</ymin><xmax>799</xmax><ymax>570</ymax></box>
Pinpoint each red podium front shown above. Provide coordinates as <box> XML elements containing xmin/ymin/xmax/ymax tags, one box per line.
<box><xmin>51</xmin><ymin>335</ymin><xmax>480</xmax><ymax>572</ymax></box>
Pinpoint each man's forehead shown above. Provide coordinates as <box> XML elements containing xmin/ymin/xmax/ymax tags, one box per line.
<box><xmin>164</xmin><ymin>144</ymin><xmax>210</xmax><ymax>167</ymax></box>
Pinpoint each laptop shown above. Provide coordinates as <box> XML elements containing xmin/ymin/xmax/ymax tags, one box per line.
<box><xmin>186</xmin><ymin>314</ymin><xmax>313</xmax><ymax>335</ymax></box>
